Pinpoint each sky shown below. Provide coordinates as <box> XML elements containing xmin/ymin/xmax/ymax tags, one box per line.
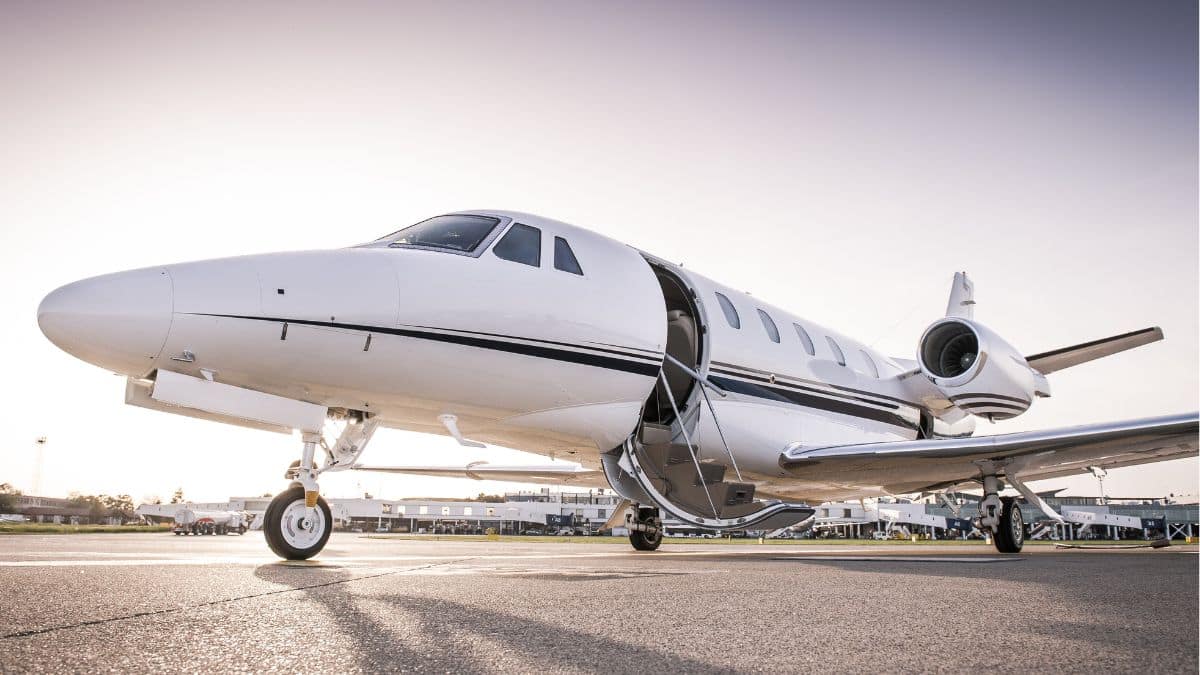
<box><xmin>1</xmin><ymin>1</ymin><xmax>1196</xmax><ymax>504</ymax></box>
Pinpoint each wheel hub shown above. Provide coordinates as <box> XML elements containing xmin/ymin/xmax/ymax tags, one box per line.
<box><xmin>279</xmin><ymin>500</ymin><xmax>326</xmax><ymax>549</ymax></box>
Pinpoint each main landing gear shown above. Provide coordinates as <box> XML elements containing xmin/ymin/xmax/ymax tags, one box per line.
<box><xmin>974</xmin><ymin>474</ymin><xmax>1025</xmax><ymax>553</ymax></box>
<box><xmin>627</xmin><ymin>505</ymin><xmax>663</xmax><ymax>551</ymax></box>
<box><xmin>263</xmin><ymin>415</ymin><xmax>378</xmax><ymax>560</ymax></box>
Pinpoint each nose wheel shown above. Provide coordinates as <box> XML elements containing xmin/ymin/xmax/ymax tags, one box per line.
<box><xmin>263</xmin><ymin>485</ymin><xmax>332</xmax><ymax>560</ymax></box>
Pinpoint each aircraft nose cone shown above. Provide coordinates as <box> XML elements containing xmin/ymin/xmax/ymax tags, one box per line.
<box><xmin>38</xmin><ymin>267</ymin><xmax>173</xmax><ymax>376</ymax></box>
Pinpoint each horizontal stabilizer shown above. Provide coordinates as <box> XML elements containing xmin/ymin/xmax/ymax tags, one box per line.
<box><xmin>351</xmin><ymin>461</ymin><xmax>606</xmax><ymax>487</ymax></box>
<box><xmin>1025</xmin><ymin>327</ymin><xmax>1163</xmax><ymax>374</ymax></box>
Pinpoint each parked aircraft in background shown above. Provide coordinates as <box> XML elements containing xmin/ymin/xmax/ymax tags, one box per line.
<box><xmin>37</xmin><ymin>211</ymin><xmax>1199</xmax><ymax>558</ymax></box>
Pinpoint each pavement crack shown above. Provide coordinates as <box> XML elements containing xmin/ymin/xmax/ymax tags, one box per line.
<box><xmin>1</xmin><ymin>557</ymin><xmax>475</xmax><ymax>640</ymax></box>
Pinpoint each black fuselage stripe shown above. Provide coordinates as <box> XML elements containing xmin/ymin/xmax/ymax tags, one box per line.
<box><xmin>709</xmin><ymin>360</ymin><xmax>920</xmax><ymax>408</ymax></box>
<box><xmin>958</xmin><ymin>401</ymin><xmax>1029</xmax><ymax>412</ymax></box>
<box><xmin>949</xmin><ymin>393</ymin><xmax>1030</xmax><ymax>405</ymax></box>
<box><xmin>401</xmin><ymin>323</ymin><xmax>661</xmax><ymax>361</ymax></box>
<box><xmin>708</xmin><ymin>367</ymin><xmax>902</xmax><ymax>411</ymax></box>
<box><xmin>187</xmin><ymin>314</ymin><xmax>663</xmax><ymax>377</ymax></box>
<box><xmin>709</xmin><ymin>375</ymin><xmax>918</xmax><ymax>431</ymax></box>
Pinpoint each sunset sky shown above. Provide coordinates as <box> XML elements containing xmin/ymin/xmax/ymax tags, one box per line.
<box><xmin>1</xmin><ymin>1</ymin><xmax>1195</xmax><ymax>503</ymax></box>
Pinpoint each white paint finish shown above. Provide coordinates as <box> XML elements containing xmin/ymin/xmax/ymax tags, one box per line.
<box><xmin>257</xmin><ymin>249</ymin><xmax>400</xmax><ymax>327</ymax></box>
<box><xmin>384</xmin><ymin>211</ymin><xmax>666</xmax><ymax>358</ymax></box>
<box><xmin>33</xmin><ymin>210</ymin><xmax>1197</xmax><ymax>512</ymax></box>
<box><xmin>37</xmin><ymin>266</ymin><xmax>173</xmax><ymax>377</ymax></box>
<box><xmin>152</xmin><ymin>369</ymin><xmax>327</xmax><ymax>433</ymax></box>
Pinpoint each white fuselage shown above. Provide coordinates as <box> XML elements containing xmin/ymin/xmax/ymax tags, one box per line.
<box><xmin>38</xmin><ymin>210</ymin><xmax>960</xmax><ymax>503</ymax></box>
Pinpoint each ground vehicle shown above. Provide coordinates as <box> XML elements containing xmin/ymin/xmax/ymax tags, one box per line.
<box><xmin>172</xmin><ymin>509</ymin><xmax>249</xmax><ymax>535</ymax></box>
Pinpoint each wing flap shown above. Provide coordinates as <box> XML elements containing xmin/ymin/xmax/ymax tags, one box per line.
<box><xmin>1025</xmin><ymin>327</ymin><xmax>1163</xmax><ymax>374</ymax></box>
<box><xmin>780</xmin><ymin>412</ymin><xmax>1198</xmax><ymax>500</ymax></box>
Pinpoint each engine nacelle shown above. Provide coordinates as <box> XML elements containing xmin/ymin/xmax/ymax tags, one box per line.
<box><xmin>917</xmin><ymin>318</ymin><xmax>1049</xmax><ymax>420</ymax></box>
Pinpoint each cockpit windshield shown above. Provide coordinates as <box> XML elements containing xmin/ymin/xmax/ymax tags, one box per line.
<box><xmin>371</xmin><ymin>214</ymin><xmax>502</xmax><ymax>254</ymax></box>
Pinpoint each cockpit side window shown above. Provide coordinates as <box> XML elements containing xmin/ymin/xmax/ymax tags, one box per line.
<box><xmin>376</xmin><ymin>214</ymin><xmax>501</xmax><ymax>254</ymax></box>
<box><xmin>715</xmin><ymin>292</ymin><xmax>740</xmax><ymax>329</ymax></box>
<box><xmin>553</xmin><ymin>237</ymin><xmax>583</xmax><ymax>275</ymax></box>
<box><xmin>493</xmin><ymin>223</ymin><xmax>542</xmax><ymax>267</ymax></box>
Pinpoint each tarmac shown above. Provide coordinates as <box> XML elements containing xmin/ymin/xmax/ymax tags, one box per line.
<box><xmin>0</xmin><ymin>533</ymin><xmax>1196</xmax><ymax>673</ymax></box>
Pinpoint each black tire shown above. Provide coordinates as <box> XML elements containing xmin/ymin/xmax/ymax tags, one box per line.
<box><xmin>630</xmin><ymin>528</ymin><xmax>662</xmax><ymax>551</ymax></box>
<box><xmin>263</xmin><ymin>486</ymin><xmax>332</xmax><ymax>560</ymax></box>
<box><xmin>994</xmin><ymin>498</ymin><xmax>1024</xmax><ymax>553</ymax></box>
<box><xmin>629</xmin><ymin>507</ymin><xmax>663</xmax><ymax>551</ymax></box>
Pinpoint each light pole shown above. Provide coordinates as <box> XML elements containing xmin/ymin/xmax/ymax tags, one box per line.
<box><xmin>32</xmin><ymin>437</ymin><xmax>47</xmax><ymax>496</ymax></box>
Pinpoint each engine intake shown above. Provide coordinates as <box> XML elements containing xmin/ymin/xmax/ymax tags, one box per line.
<box><xmin>921</xmin><ymin>321</ymin><xmax>979</xmax><ymax>378</ymax></box>
<box><xmin>917</xmin><ymin>318</ymin><xmax>1047</xmax><ymax>420</ymax></box>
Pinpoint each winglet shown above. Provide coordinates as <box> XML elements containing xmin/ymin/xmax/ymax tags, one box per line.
<box><xmin>945</xmin><ymin>272</ymin><xmax>975</xmax><ymax>319</ymax></box>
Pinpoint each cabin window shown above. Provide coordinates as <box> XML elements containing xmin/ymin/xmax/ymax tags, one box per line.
<box><xmin>757</xmin><ymin>309</ymin><xmax>780</xmax><ymax>343</ymax></box>
<box><xmin>493</xmin><ymin>223</ymin><xmax>542</xmax><ymax>267</ymax></box>
<box><xmin>715</xmin><ymin>292</ymin><xmax>740</xmax><ymax>329</ymax></box>
<box><xmin>553</xmin><ymin>236</ymin><xmax>583</xmax><ymax>275</ymax></box>
<box><xmin>381</xmin><ymin>214</ymin><xmax>501</xmax><ymax>254</ymax></box>
<box><xmin>859</xmin><ymin>350</ymin><xmax>880</xmax><ymax>378</ymax></box>
<box><xmin>826</xmin><ymin>336</ymin><xmax>846</xmax><ymax>366</ymax></box>
<box><xmin>793</xmin><ymin>323</ymin><xmax>816</xmax><ymax>356</ymax></box>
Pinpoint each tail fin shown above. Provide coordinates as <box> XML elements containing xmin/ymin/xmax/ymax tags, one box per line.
<box><xmin>945</xmin><ymin>272</ymin><xmax>975</xmax><ymax>319</ymax></box>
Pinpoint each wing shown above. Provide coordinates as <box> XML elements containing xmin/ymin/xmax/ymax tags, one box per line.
<box><xmin>780</xmin><ymin>412</ymin><xmax>1198</xmax><ymax>499</ymax></box>
<box><xmin>352</xmin><ymin>461</ymin><xmax>607</xmax><ymax>487</ymax></box>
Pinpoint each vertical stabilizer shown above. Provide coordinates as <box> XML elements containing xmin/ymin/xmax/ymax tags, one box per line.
<box><xmin>945</xmin><ymin>272</ymin><xmax>975</xmax><ymax>319</ymax></box>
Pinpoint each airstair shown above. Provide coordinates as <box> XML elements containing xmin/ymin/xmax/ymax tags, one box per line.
<box><xmin>605</xmin><ymin>355</ymin><xmax>813</xmax><ymax>531</ymax></box>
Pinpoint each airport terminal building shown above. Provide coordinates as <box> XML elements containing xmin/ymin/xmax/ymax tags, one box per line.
<box><xmin>137</xmin><ymin>489</ymin><xmax>625</xmax><ymax>534</ymax></box>
<box><xmin>132</xmin><ymin>487</ymin><xmax>1200</xmax><ymax>541</ymax></box>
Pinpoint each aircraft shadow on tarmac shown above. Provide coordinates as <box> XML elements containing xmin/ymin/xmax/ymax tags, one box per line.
<box><xmin>253</xmin><ymin>563</ymin><xmax>734</xmax><ymax>674</ymax></box>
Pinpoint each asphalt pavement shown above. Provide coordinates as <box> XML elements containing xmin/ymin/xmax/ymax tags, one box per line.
<box><xmin>1</xmin><ymin>533</ymin><xmax>1196</xmax><ymax>673</ymax></box>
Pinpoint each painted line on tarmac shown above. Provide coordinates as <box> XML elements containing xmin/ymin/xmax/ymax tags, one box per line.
<box><xmin>773</xmin><ymin>556</ymin><xmax>1024</xmax><ymax>563</ymax></box>
<box><xmin>0</xmin><ymin>548</ymin><xmax>871</xmax><ymax>567</ymax></box>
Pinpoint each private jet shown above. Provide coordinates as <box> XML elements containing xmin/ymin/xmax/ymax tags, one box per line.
<box><xmin>37</xmin><ymin>211</ymin><xmax>1199</xmax><ymax>559</ymax></box>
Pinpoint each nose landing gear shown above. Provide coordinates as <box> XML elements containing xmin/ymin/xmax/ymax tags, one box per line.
<box><xmin>264</xmin><ymin>432</ymin><xmax>331</xmax><ymax>560</ymax></box>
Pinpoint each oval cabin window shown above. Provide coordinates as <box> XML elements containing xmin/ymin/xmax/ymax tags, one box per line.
<box><xmin>715</xmin><ymin>292</ymin><xmax>741</xmax><ymax>329</ymax></box>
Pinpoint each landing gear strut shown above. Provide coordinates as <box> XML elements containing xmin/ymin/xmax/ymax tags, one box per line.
<box><xmin>628</xmin><ymin>505</ymin><xmax>662</xmax><ymax>551</ymax></box>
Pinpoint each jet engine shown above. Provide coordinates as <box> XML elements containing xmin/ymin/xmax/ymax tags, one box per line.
<box><xmin>917</xmin><ymin>318</ymin><xmax>1049</xmax><ymax>420</ymax></box>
